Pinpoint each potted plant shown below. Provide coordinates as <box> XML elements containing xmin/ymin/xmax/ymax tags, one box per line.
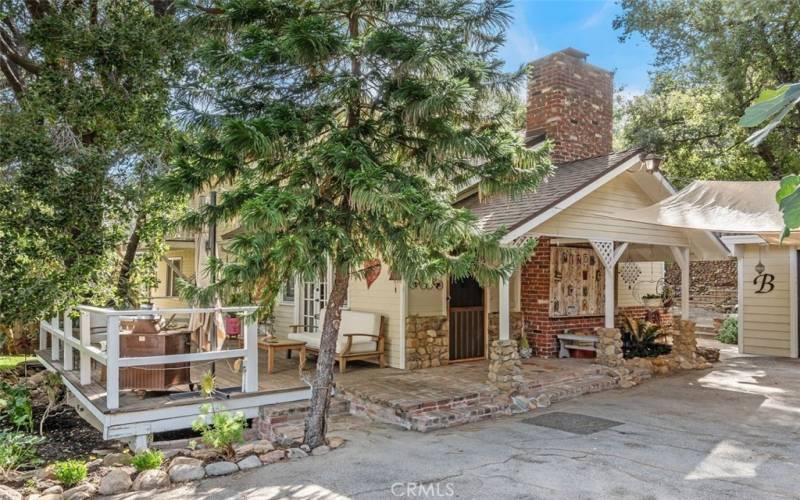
<box><xmin>641</xmin><ymin>293</ymin><xmax>662</xmax><ymax>308</ymax></box>
<box><xmin>223</xmin><ymin>291</ymin><xmax>251</xmax><ymax>337</ymax></box>
<box><xmin>518</xmin><ymin>335</ymin><xmax>533</xmax><ymax>359</ymax></box>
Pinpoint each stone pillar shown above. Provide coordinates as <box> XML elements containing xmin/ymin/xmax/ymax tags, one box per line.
<box><xmin>596</xmin><ymin>327</ymin><xmax>623</xmax><ymax>367</ymax></box>
<box><xmin>672</xmin><ymin>319</ymin><xmax>701</xmax><ymax>369</ymax></box>
<box><xmin>487</xmin><ymin>340</ymin><xmax>522</xmax><ymax>392</ymax></box>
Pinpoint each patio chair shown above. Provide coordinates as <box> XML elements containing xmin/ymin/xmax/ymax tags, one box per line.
<box><xmin>288</xmin><ymin>309</ymin><xmax>385</xmax><ymax>373</ymax></box>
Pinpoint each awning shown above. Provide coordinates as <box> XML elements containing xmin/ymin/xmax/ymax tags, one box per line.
<box><xmin>606</xmin><ymin>180</ymin><xmax>793</xmax><ymax>244</ymax></box>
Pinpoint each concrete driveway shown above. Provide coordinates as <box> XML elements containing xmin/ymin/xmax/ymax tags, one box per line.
<box><xmin>118</xmin><ymin>347</ymin><xmax>800</xmax><ymax>499</ymax></box>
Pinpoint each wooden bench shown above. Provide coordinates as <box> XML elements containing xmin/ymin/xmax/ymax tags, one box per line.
<box><xmin>557</xmin><ymin>330</ymin><xmax>599</xmax><ymax>358</ymax></box>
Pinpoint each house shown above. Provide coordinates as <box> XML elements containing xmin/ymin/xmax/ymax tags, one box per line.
<box><xmin>151</xmin><ymin>48</ymin><xmax>727</xmax><ymax>369</ymax></box>
<box><xmin>38</xmin><ymin>48</ymin><xmax>731</xmax><ymax>449</ymax></box>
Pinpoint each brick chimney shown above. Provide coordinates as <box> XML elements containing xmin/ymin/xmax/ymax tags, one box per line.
<box><xmin>526</xmin><ymin>48</ymin><xmax>613</xmax><ymax>164</ymax></box>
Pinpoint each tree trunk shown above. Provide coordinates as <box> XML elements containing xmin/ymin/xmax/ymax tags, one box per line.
<box><xmin>303</xmin><ymin>265</ymin><xmax>349</xmax><ymax>448</ymax></box>
<box><xmin>114</xmin><ymin>213</ymin><xmax>144</xmax><ymax>307</ymax></box>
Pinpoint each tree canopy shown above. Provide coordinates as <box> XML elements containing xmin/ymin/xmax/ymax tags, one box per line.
<box><xmin>168</xmin><ymin>0</ymin><xmax>551</xmax><ymax>446</ymax></box>
<box><xmin>0</xmin><ymin>0</ymin><xmax>188</xmax><ymax>327</ymax></box>
<box><xmin>614</xmin><ymin>0</ymin><xmax>800</xmax><ymax>186</ymax></box>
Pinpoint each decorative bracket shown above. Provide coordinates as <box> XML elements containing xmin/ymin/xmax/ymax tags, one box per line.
<box><xmin>589</xmin><ymin>240</ymin><xmax>629</xmax><ymax>268</ymax></box>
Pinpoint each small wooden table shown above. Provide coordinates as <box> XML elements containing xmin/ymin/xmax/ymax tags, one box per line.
<box><xmin>258</xmin><ymin>339</ymin><xmax>307</xmax><ymax>374</ymax></box>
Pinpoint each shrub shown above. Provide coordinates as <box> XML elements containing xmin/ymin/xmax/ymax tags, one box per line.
<box><xmin>53</xmin><ymin>459</ymin><xmax>87</xmax><ymax>487</ymax></box>
<box><xmin>192</xmin><ymin>404</ymin><xmax>246</xmax><ymax>460</ymax></box>
<box><xmin>0</xmin><ymin>432</ymin><xmax>43</xmax><ymax>476</ymax></box>
<box><xmin>0</xmin><ymin>382</ymin><xmax>33</xmax><ymax>432</ymax></box>
<box><xmin>621</xmin><ymin>317</ymin><xmax>671</xmax><ymax>359</ymax></box>
<box><xmin>716</xmin><ymin>316</ymin><xmax>738</xmax><ymax>344</ymax></box>
<box><xmin>131</xmin><ymin>449</ymin><xmax>164</xmax><ymax>472</ymax></box>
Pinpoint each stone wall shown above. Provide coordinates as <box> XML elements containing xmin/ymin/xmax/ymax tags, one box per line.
<box><xmin>405</xmin><ymin>315</ymin><xmax>448</xmax><ymax>370</ymax></box>
<box><xmin>487</xmin><ymin>312</ymin><xmax>524</xmax><ymax>343</ymax></box>
<box><xmin>665</xmin><ymin>260</ymin><xmax>737</xmax><ymax>313</ymax></box>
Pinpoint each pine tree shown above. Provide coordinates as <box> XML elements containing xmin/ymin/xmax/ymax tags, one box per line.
<box><xmin>170</xmin><ymin>0</ymin><xmax>551</xmax><ymax>447</ymax></box>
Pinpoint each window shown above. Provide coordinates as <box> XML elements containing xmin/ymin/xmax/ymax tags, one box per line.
<box><xmin>166</xmin><ymin>258</ymin><xmax>182</xmax><ymax>297</ymax></box>
<box><xmin>281</xmin><ymin>278</ymin><xmax>296</xmax><ymax>304</ymax></box>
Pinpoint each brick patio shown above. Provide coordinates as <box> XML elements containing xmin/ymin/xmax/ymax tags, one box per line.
<box><xmin>255</xmin><ymin>357</ymin><xmax>626</xmax><ymax>437</ymax></box>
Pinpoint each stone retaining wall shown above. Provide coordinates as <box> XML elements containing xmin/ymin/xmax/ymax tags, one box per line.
<box><xmin>405</xmin><ymin>315</ymin><xmax>448</xmax><ymax>370</ymax></box>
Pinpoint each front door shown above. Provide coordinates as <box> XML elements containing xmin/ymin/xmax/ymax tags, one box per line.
<box><xmin>302</xmin><ymin>275</ymin><xmax>328</xmax><ymax>331</ymax></box>
<box><xmin>448</xmin><ymin>277</ymin><xmax>485</xmax><ymax>361</ymax></box>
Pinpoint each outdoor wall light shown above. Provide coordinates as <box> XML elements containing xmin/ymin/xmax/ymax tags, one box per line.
<box><xmin>643</xmin><ymin>153</ymin><xmax>664</xmax><ymax>172</ymax></box>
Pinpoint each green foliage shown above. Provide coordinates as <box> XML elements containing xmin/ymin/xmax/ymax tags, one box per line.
<box><xmin>615</xmin><ymin>0</ymin><xmax>800</xmax><ymax>183</ymax></box>
<box><xmin>131</xmin><ymin>449</ymin><xmax>164</xmax><ymax>472</ymax></box>
<box><xmin>715</xmin><ymin>316</ymin><xmax>738</xmax><ymax>345</ymax></box>
<box><xmin>191</xmin><ymin>405</ymin><xmax>246</xmax><ymax>460</ymax></box>
<box><xmin>0</xmin><ymin>382</ymin><xmax>33</xmax><ymax>432</ymax></box>
<box><xmin>0</xmin><ymin>0</ymin><xmax>190</xmax><ymax>321</ymax></box>
<box><xmin>191</xmin><ymin>371</ymin><xmax>245</xmax><ymax>459</ymax></box>
<box><xmin>170</xmin><ymin>0</ymin><xmax>552</xmax><ymax>316</ymax></box>
<box><xmin>0</xmin><ymin>431</ymin><xmax>43</xmax><ymax>476</ymax></box>
<box><xmin>53</xmin><ymin>459</ymin><xmax>88</xmax><ymax>487</ymax></box>
<box><xmin>621</xmin><ymin>317</ymin><xmax>671</xmax><ymax>359</ymax></box>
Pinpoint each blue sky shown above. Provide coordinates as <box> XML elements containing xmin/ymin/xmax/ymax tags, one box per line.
<box><xmin>499</xmin><ymin>0</ymin><xmax>655</xmax><ymax>97</ymax></box>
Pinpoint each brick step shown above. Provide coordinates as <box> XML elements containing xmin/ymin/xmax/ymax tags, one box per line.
<box><xmin>522</xmin><ymin>373</ymin><xmax>619</xmax><ymax>406</ymax></box>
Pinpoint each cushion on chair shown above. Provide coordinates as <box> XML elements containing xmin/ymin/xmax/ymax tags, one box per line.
<box><xmin>288</xmin><ymin>309</ymin><xmax>380</xmax><ymax>354</ymax></box>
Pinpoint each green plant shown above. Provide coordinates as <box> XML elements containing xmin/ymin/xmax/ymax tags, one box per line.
<box><xmin>716</xmin><ymin>316</ymin><xmax>738</xmax><ymax>345</ymax></box>
<box><xmin>621</xmin><ymin>317</ymin><xmax>671</xmax><ymax>359</ymax></box>
<box><xmin>131</xmin><ymin>449</ymin><xmax>164</xmax><ymax>472</ymax></box>
<box><xmin>191</xmin><ymin>372</ymin><xmax>246</xmax><ymax>460</ymax></box>
<box><xmin>641</xmin><ymin>293</ymin><xmax>661</xmax><ymax>299</ymax></box>
<box><xmin>39</xmin><ymin>371</ymin><xmax>66</xmax><ymax>436</ymax></box>
<box><xmin>0</xmin><ymin>432</ymin><xmax>43</xmax><ymax>477</ymax></box>
<box><xmin>518</xmin><ymin>335</ymin><xmax>530</xmax><ymax>350</ymax></box>
<box><xmin>53</xmin><ymin>459</ymin><xmax>88</xmax><ymax>487</ymax></box>
<box><xmin>0</xmin><ymin>382</ymin><xmax>33</xmax><ymax>432</ymax></box>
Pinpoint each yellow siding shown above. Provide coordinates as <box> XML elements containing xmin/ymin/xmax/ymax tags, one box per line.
<box><xmin>742</xmin><ymin>245</ymin><xmax>791</xmax><ymax>357</ymax></box>
<box><xmin>408</xmin><ymin>285</ymin><xmax>445</xmax><ymax>316</ymax></box>
<box><xmin>533</xmin><ymin>172</ymin><xmax>690</xmax><ymax>246</ymax></box>
<box><xmin>150</xmin><ymin>247</ymin><xmax>196</xmax><ymax>308</ymax></box>
<box><xmin>617</xmin><ymin>262</ymin><xmax>664</xmax><ymax>308</ymax></box>
<box><xmin>486</xmin><ymin>270</ymin><xmax>521</xmax><ymax>313</ymax></box>
<box><xmin>347</xmin><ymin>267</ymin><xmax>404</xmax><ymax>368</ymax></box>
<box><xmin>272</xmin><ymin>302</ymin><xmax>296</xmax><ymax>339</ymax></box>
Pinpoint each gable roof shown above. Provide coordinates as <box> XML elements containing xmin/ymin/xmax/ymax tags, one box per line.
<box><xmin>458</xmin><ymin>148</ymin><xmax>643</xmax><ymax>235</ymax></box>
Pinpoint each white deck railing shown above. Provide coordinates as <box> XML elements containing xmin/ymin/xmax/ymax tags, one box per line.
<box><xmin>40</xmin><ymin>305</ymin><xmax>259</xmax><ymax>410</ymax></box>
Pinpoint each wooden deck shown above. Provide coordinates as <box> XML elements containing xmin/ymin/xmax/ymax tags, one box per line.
<box><xmin>37</xmin><ymin>342</ymin><xmax>382</xmax><ymax>415</ymax></box>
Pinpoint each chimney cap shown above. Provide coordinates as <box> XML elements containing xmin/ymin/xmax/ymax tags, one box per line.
<box><xmin>560</xmin><ymin>47</ymin><xmax>589</xmax><ymax>60</ymax></box>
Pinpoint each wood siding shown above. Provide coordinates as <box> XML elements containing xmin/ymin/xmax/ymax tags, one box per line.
<box><xmin>533</xmin><ymin>172</ymin><xmax>690</xmax><ymax>246</ymax></box>
<box><xmin>150</xmin><ymin>248</ymin><xmax>196</xmax><ymax>309</ymax></box>
<box><xmin>742</xmin><ymin>245</ymin><xmax>792</xmax><ymax>357</ymax></box>
<box><xmin>617</xmin><ymin>261</ymin><xmax>665</xmax><ymax>308</ymax></box>
<box><xmin>346</xmin><ymin>266</ymin><xmax>404</xmax><ymax>368</ymax></box>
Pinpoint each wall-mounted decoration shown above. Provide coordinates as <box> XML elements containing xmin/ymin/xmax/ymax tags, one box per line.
<box><xmin>549</xmin><ymin>247</ymin><xmax>604</xmax><ymax>317</ymax></box>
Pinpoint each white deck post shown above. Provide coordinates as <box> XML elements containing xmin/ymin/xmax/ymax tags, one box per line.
<box><xmin>590</xmin><ymin>240</ymin><xmax>629</xmax><ymax>328</ymax></box>
<box><xmin>499</xmin><ymin>278</ymin><xmax>510</xmax><ymax>341</ymax></box>
<box><xmin>39</xmin><ymin>320</ymin><xmax>47</xmax><ymax>351</ymax></box>
<box><xmin>670</xmin><ymin>246</ymin><xmax>691</xmax><ymax>321</ymax></box>
<box><xmin>63</xmin><ymin>311</ymin><xmax>74</xmax><ymax>371</ymax></box>
<box><xmin>105</xmin><ymin>315</ymin><xmax>120</xmax><ymax>410</ymax></box>
<box><xmin>79</xmin><ymin>311</ymin><xmax>92</xmax><ymax>385</ymax></box>
<box><xmin>243</xmin><ymin>318</ymin><xmax>259</xmax><ymax>392</ymax></box>
<box><xmin>50</xmin><ymin>315</ymin><xmax>60</xmax><ymax>361</ymax></box>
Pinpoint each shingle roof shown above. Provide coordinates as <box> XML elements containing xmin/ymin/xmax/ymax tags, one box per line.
<box><xmin>459</xmin><ymin>149</ymin><xmax>643</xmax><ymax>234</ymax></box>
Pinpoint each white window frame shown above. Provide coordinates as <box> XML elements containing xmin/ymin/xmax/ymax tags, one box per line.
<box><xmin>165</xmin><ymin>257</ymin><xmax>182</xmax><ymax>297</ymax></box>
<box><xmin>280</xmin><ymin>276</ymin><xmax>297</xmax><ymax>305</ymax></box>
